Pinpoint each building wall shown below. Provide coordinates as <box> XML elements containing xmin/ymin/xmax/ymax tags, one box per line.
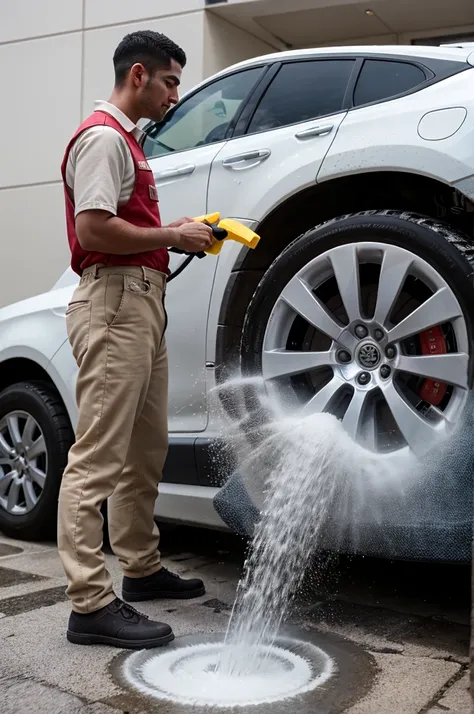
<box><xmin>0</xmin><ymin>1</ymin><xmax>473</xmax><ymax>308</ymax></box>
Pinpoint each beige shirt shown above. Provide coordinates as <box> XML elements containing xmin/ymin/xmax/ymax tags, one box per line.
<box><xmin>65</xmin><ymin>100</ymin><xmax>145</xmax><ymax>217</ymax></box>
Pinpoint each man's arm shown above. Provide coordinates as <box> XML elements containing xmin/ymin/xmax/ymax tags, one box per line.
<box><xmin>76</xmin><ymin>210</ymin><xmax>213</xmax><ymax>254</ymax></box>
<box><xmin>77</xmin><ymin>210</ymin><xmax>183</xmax><ymax>253</ymax></box>
<box><xmin>71</xmin><ymin>128</ymin><xmax>212</xmax><ymax>254</ymax></box>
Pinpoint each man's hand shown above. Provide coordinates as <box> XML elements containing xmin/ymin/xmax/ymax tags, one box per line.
<box><xmin>170</xmin><ymin>221</ymin><xmax>214</xmax><ymax>253</ymax></box>
<box><xmin>167</xmin><ymin>217</ymin><xmax>194</xmax><ymax>228</ymax></box>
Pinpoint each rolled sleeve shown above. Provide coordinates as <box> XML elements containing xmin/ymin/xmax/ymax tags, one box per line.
<box><xmin>70</xmin><ymin>126</ymin><xmax>130</xmax><ymax>217</ymax></box>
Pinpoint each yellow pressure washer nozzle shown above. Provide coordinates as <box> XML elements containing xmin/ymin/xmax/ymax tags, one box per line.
<box><xmin>193</xmin><ymin>212</ymin><xmax>260</xmax><ymax>255</ymax></box>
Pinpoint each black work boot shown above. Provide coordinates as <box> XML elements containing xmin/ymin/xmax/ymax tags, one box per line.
<box><xmin>66</xmin><ymin>597</ymin><xmax>174</xmax><ymax>649</ymax></box>
<box><xmin>122</xmin><ymin>567</ymin><xmax>206</xmax><ymax>602</ymax></box>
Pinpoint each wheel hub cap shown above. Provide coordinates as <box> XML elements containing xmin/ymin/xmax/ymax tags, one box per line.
<box><xmin>356</xmin><ymin>342</ymin><xmax>381</xmax><ymax>370</ymax></box>
<box><xmin>12</xmin><ymin>455</ymin><xmax>27</xmax><ymax>474</ymax></box>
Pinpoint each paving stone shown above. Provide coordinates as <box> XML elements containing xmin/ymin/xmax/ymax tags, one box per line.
<box><xmin>344</xmin><ymin>654</ymin><xmax>460</xmax><ymax>714</ymax></box>
<box><xmin>426</xmin><ymin>672</ymin><xmax>472</xmax><ymax>713</ymax></box>
<box><xmin>0</xmin><ymin>543</ymin><xmax>23</xmax><ymax>557</ymax></box>
<box><xmin>0</xmin><ymin>566</ymin><xmax>45</xmax><ymax>589</ymax></box>
<box><xmin>0</xmin><ymin>678</ymin><xmax>122</xmax><ymax>714</ymax></box>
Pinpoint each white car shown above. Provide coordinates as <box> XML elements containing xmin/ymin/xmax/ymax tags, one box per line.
<box><xmin>1</xmin><ymin>44</ymin><xmax>474</xmax><ymax>560</ymax></box>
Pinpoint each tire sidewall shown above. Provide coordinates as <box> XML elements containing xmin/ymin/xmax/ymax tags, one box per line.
<box><xmin>242</xmin><ymin>213</ymin><xmax>474</xmax><ymax>375</ymax></box>
<box><xmin>0</xmin><ymin>383</ymin><xmax>68</xmax><ymax>535</ymax></box>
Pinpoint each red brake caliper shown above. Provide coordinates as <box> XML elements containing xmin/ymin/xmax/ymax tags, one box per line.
<box><xmin>418</xmin><ymin>326</ymin><xmax>447</xmax><ymax>406</ymax></box>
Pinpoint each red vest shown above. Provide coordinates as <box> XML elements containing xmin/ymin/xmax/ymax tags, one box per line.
<box><xmin>61</xmin><ymin>110</ymin><xmax>169</xmax><ymax>276</ymax></box>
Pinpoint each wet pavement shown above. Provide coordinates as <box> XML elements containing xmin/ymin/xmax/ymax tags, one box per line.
<box><xmin>0</xmin><ymin>526</ymin><xmax>471</xmax><ymax>714</ymax></box>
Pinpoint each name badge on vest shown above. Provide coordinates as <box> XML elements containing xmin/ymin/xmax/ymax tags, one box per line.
<box><xmin>138</xmin><ymin>160</ymin><xmax>151</xmax><ymax>171</ymax></box>
<box><xmin>148</xmin><ymin>184</ymin><xmax>159</xmax><ymax>201</ymax></box>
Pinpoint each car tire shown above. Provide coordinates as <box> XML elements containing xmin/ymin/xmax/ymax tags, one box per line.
<box><xmin>0</xmin><ymin>381</ymin><xmax>73</xmax><ymax>540</ymax></box>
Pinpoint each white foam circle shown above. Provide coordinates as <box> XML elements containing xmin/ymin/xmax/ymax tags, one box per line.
<box><xmin>122</xmin><ymin>638</ymin><xmax>335</xmax><ymax>708</ymax></box>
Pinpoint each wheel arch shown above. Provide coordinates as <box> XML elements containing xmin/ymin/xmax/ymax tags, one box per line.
<box><xmin>0</xmin><ymin>355</ymin><xmax>74</xmax><ymax>431</ymax></box>
<box><xmin>215</xmin><ymin>170</ymin><xmax>474</xmax><ymax>380</ymax></box>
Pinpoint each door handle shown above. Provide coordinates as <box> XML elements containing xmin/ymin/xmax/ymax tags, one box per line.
<box><xmin>222</xmin><ymin>149</ymin><xmax>271</xmax><ymax>167</ymax></box>
<box><xmin>295</xmin><ymin>124</ymin><xmax>334</xmax><ymax>139</ymax></box>
<box><xmin>154</xmin><ymin>164</ymin><xmax>195</xmax><ymax>180</ymax></box>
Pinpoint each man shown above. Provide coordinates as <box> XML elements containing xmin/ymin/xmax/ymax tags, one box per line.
<box><xmin>58</xmin><ymin>30</ymin><xmax>214</xmax><ymax>650</ymax></box>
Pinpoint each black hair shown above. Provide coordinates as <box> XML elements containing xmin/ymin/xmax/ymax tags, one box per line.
<box><xmin>113</xmin><ymin>30</ymin><xmax>187</xmax><ymax>86</ymax></box>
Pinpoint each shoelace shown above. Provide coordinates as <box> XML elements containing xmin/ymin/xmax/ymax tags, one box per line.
<box><xmin>114</xmin><ymin>599</ymin><xmax>148</xmax><ymax>620</ymax></box>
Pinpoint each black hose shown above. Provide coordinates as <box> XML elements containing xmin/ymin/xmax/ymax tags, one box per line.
<box><xmin>167</xmin><ymin>253</ymin><xmax>196</xmax><ymax>282</ymax></box>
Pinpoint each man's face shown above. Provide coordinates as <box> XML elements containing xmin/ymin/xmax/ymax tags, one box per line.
<box><xmin>142</xmin><ymin>59</ymin><xmax>182</xmax><ymax>122</ymax></box>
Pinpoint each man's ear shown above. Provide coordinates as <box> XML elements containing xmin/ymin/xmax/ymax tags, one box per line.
<box><xmin>130</xmin><ymin>62</ymin><xmax>147</xmax><ymax>87</ymax></box>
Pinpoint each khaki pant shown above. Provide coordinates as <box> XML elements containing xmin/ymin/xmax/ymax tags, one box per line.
<box><xmin>58</xmin><ymin>264</ymin><xmax>168</xmax><ymax>614</ymax></box>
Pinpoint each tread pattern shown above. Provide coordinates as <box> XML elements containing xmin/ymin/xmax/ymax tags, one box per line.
<box><xmin>14</xmin><ymin>381</ymin><xmax>73</xmax><ymax>466</ymax></box>
<box><xmin>279</xmin><ymin>209</ymin><xmax>474</xmax><ymax>268</ymax></box>
<box><xmin>243</xmin><ymin>210</ymin><xmax>474</xmax><ymax>338</ymax></box>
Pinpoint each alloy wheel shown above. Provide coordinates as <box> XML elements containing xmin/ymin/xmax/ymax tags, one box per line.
<box><xmin>261</xmin><ymin>242</ymin><xmax>470</xmax><ymax>457</ymax></box>
<box><xmin>0</xmin><ymin>410</ymin><xmax>48</xmax><ymax>514</ymax></box>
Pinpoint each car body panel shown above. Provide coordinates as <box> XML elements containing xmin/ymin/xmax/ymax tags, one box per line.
<box><xmin>0</xmin><ymin>286</ymin><xmax>74</xmax><ymax>363</ymax></box>
<box><xmin>319</xmin><ymin>70</ymin><xmax>474</xmax><ymax>187</ymax></box>
<box><xmin>146</xmin><ymin>143</ymin><xmax>229</xmax><ymax>431</ymax></box>
<box><xmin>207</xmin><ymin>112</ymin><xmax>347</xmax><ymax>227</ymax></box>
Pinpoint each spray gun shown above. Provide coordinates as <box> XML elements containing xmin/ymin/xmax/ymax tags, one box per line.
<box><xmin>167</xmin><ymin>213</ymin><xmax>260</xmax><ymax>282</ymax></box>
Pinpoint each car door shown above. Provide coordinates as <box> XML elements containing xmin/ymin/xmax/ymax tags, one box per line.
<box><xmin>207</xmin><ymin>59</ymin><xmax>356</xmax><ymax>226</ymax></box>
<box><xmin>143</xmin><ymin>66</ymin><xmax>264</xmax><ymax>431</ymax></box>
<box><xmin>318</xmin><ymin>58</ymin><xmax>437</xmax><ymax>183</ymax></box>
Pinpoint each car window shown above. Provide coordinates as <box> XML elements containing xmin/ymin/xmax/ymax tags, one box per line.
<box><xmin>144</xmin><ymin>68</ymin><xmax>263</xmax><ymax>158</ymax></box>
<box><xmin>247</xmin><ymin>60</ymin><xmax>354</xmax><ymax>133</ymax></box>
<box><xmin>354</xmin><ymin>60</ymin><xmax>426</xmax><ymax>107</ymax></box>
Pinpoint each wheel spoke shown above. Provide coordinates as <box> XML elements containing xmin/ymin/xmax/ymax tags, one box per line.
<box><xmin>361</xmin><ymin>406</ymin><xmax>377</xmax><ymax>452</ymax></box>
<box><xmin>29</xmin><ymin>465</ymin><xmax>46</xmax><ymax>489</ymax></box>
<box><xmin>0</xmin><ymin>434</ymin><xmax>14</xmax><ymax>462</ymax></box>
<box><xmin>387</xmin><ymin>288</ymin><xmax>462</xmax><ymax>344</ymax></box>
<box><xmin>262</xmin><ymin>349</ymin><xmax>334</xmax><ymax>380</ymax></box>
<box><xmin>381</xmin><ymin>381</ymin><xmax>444</xmax><ymax>455</ymax></box>
<box><xmin>27</xmin><ymin>435</ymin><xmax>46</xmax><ymax>461</ymax></box>
<box><xmin>7</xmin><ymin>479</ymin><xmax>21</xmax><ymax>512</ymax></box>
<box><xmin>342</xmin><ymin>389</ymin><xmax>370</xmax><ymax>441</ymax></box>
<box><xmin>23</xmin><ymin>481</ymin><xmax>38</xmax><ymax>510</ymax></box>
<box><xmin>22</xmin><ymin>416</ymin><xmax>36</xmax><ymax>448</ymax></box>
<box><xmin>330</xmin><ymin>244</ymin><xmax>361</xmax><ymax>323</ymax></box>
<box><xmin>301</xmin><ymin>376</ymin><xmax>344</xmax><ymax>415</ymax></box>
<box><xmin>397</xmin><ymin>353</ymin><xmax>469</xmax><ymax>388</ymax></box>
<box><xmin>281</xmin><ymin>276</ymin><xmax>345</xmax><ymax>343</ymax></box>
<box><xmin>7</xmin><ymin>416</ymin><xmax>22</xmax><ymax>451</ymax></box>
<box><xmin>0</xmin><ymin>471</ymin><xmax>14</xmax><ymax>497</ymax></box>
<box><xmin>374</xmin><ymin>248</ymin><xmax>413</xmax><ymax>326</ymax></box>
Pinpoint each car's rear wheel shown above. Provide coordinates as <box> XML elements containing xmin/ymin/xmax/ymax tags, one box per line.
<box><xmin>241</xmin><ymin>211</ymin><xmax>474</xmax><ymax>459</ymax></box>
<box><xmin>0</xmin><ymin>381</ymin><xmax>73</xmax><ymax>540</ymax></box>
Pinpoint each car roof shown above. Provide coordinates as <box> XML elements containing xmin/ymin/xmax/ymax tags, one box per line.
<box><xmin>210</xmin><ymin>44</ymin><xmax>473</xmax><ymax>79</ymax></box>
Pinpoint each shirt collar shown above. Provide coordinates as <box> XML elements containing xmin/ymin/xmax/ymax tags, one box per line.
<box><xmin>94</xmin><ymin>100</ymin><xmax>145</xmax><ymax>144</ymax></box>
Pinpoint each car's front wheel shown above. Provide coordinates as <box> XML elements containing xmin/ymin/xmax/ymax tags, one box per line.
<box><xmin>0</xmin><ymin>382</ymin><xmax>73</xmax><ymax>540</ymax></box>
